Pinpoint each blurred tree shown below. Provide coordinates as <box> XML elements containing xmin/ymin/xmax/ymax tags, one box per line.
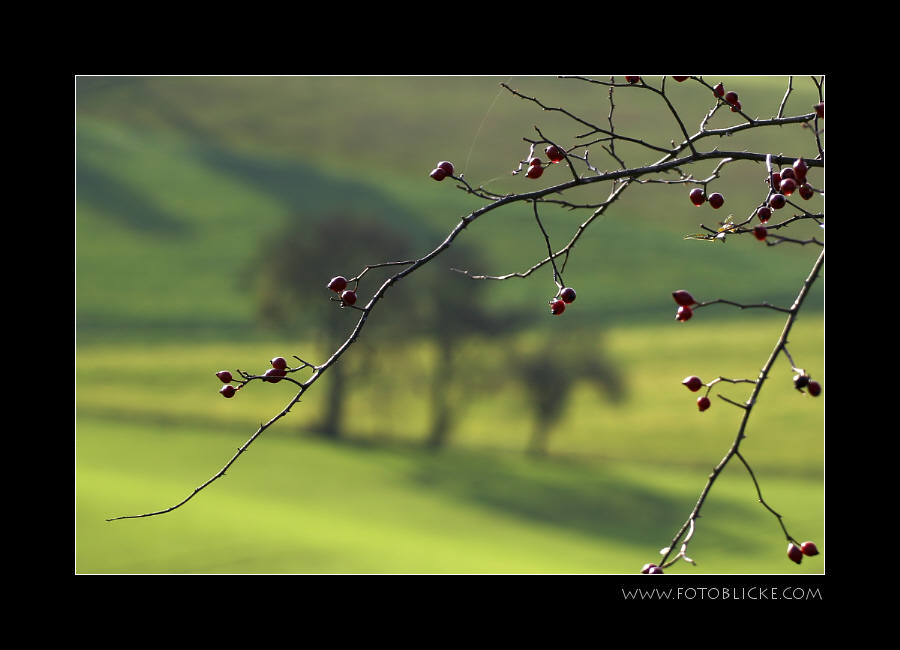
<box><xmin>249</xmin><ymin>211</ymin><xmax>627</xmax><ymax>454</ymax></box>
<box><xmin>247</xmin><ymin>212</ymin><xmax>504</xmax><ymax>444</ymax></box>
<box><xmin>515</xmin><ymin>335</ymin><xmax>626</xmax><ymax>458</ymax></box>
<box><xmin>417</xmin><ymin>247</ymin><xmax>519</xmax><ymax>450</ymax></box>
<box><xmin>249</xmin><ymin>213</ymin><xmax>412</xmax><ymax>438</ymax></box>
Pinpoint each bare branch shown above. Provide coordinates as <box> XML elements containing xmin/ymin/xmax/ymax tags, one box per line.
<box><xmin>108</xmin><ymin>75</ymin><xmax>825</xmax><ymax>576</ymax></box>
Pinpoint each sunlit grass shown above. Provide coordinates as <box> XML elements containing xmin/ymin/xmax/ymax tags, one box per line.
<box><xmin>77</xmin><ymin>417</ymin><xmax>823</xmax><ymax>575</ymax></box>
<box><xmin>76</xmin><ymin>316</ymin><xmax>824</xmax><ymax>574</ymax></box>
<box><xmin>75</xmin><ymin>316</ymin><xmax>824</xmax><ymax>465</ymax></box>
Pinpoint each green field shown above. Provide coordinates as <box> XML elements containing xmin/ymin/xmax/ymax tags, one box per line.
<box><xmin>77</xmin><ymin>317</ymin><xmax>824</xmax><ymax>575</ymax></box>
<box><xmin>76</xmin><ymin>76</ymin><xmax>825</xmax><ymax>575</ymax></box>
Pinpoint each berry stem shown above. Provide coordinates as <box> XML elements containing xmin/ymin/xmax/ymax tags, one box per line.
<box><xmin>531</xmin><ymin>200</ymin><xmax>564</xmax><ymax>290</ymax></box>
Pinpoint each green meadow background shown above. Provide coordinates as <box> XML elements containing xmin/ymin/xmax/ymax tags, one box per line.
<box><xmin>75</xmin><ymin>76</ymin><xmax>825</xmax><ymax>574</ymax></box>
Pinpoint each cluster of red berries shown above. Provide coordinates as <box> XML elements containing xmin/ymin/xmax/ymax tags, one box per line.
<box><xmin>327</xmin><ymin>275</ymin><xmax>357</xmax><ymax>307</ymax></box>
<box><xmin>689</xmin><ymin>188</ymin><xmax>725</xmax><ymax>209</ymax></box>
<box><xmin>680</xmin><ymin>365</ymin><xmax>823</xmax><ymax>413</ymax></box>
<box><xmin>793</xmin><ymin>372</ymin><xmax>822</xmax><ymax>397</ymax></box>
<box><xmin>517</xmin><ymin>146</ymin><xmax>565</xmax><ymax>180</ymax></box>
<box><xmin>429</xmin><ymin>161</ymin><xmax>455</xmax><ymax>181</ymax></box>
<box><xmin>215</xmin><ymin>356</ymin><xmax>292</xmax><ymax>398</ymax></box>
<box><xmin>754</xmin><ymin>158</ymin><xmax>816</xmax><ymax>240</ymax></box>
<box><xmin>690</xmin><ymin>157</ymin><xmax>815</xmax><ymax>243</ymax></box>
<box><xmin>672</xmin><ymin>289</ymin><xmax>696</xmax><ymax>322</ymax></box>
<box><xmin>787</xmin><ymin>541</ymin><xmax>820</xmax><ymax>565</ymax></box>
<box><xmin>713</xmin><ymin>81</ymin><xmax>742</xmax><ymax>113</ymax></box>
<box><xmin>767</xmin><ymin>157</ymin><xmax>815</xmax><ymax>206</ymax></box>
<box><xmin>641</xmin><ymin>563</ymin><xmax>663</xmax><ymax>574</ymax></box>
<box><xmin>548</xmin><ymin>286</ymin><xmax>577</xmax><ymax>315</ymax></box>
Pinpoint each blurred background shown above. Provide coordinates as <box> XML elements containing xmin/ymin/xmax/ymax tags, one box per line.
<box><xmin>75</xmin><ymin>76</ymin><xmax>824</xmax><ymax>574</ymax></box>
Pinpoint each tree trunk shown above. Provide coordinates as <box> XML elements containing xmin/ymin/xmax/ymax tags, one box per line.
<box><xmin>426</xmin><ymin>340</ymin><xmax>455</xmax><ymax>450</ymax></box>
<box><xmin>317</xmin><ymin>359</ymin><xmax>345</xmax><ymax>439</ymax></box>
<box><xmin>527</xmin><ymin>419</ymin><xmax>551</xmax><ymax>458</ymax></box>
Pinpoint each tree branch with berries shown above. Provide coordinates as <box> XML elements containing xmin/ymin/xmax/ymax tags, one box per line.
<box><xmin>108</xmin><ymin>76</ymin><xmax>825</xmax><ymax>574</ymax></box>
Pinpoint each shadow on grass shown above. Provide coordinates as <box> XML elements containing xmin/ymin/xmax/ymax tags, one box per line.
<box><xmin>322</xmin><ymin>436</ymin><xmax>765</xmax><ymax>554</ymax></box>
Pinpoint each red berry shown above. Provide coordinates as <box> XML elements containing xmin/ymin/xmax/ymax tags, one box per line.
<box><xmin>550</xmin><ymin>299</ymin><xmax>566</xmax><ymax>315</ymax></box>
<box><xmin>544</xmin><ymin>145</ymin><xmax>565</xmax><ymax>162</ymax></box>
<box><xmin>801</xmin><ymin>541</ymin><xmax>820</xmax><ymax>557</ymax></box>
<box><xmin>689</xmin><ymin>188</ymin><xmax>706</xmax><ymax>206</ymax></box>
<box><xmin>697</xmin><ymin>395</ymin><xmax>711</xmax><ymax>412</ymax></box>
<box><xmin>340</xmin><ymin>289</ymin><xmax>357</xmax><ymax>306</ymax></box>
<box><xmin>713</xmin><ymin>82</ymin><xmax>725</xmax><ymax>97</ymax></box>
<box><xmin>787</xmin><ymin>543</ymin><xmax>803</xmax><ymax>564</ymax></box>
<box><xmin>724</xmin><ymin>90</ymin><xmax>738</xmax><ymax>105</ymax></box>
<box><xmin>672</xmin><ymin>76</ymin><xmax>689</xmax><ymax>82</ymax></box>
<box><xmin>220</xmin><ymin>385</ymin><xmax>236</xmax><ymax>398</ymax></box>
<box><xmin>437</xmin><ymin>161</ymin><xmax>454</xmax><ymax>176</ymax></box>
<box><xmin>814</xmin><ymin>102</ymin><xmax>824</xmax><ymax>118</ymax></box>
<box><xmin>753</xmin><ymin>225</ymin><xmax>768</xmax><ymax>241</ymax></box>
<box><xmin>216</xmin><ymin>370</ymin><xmax>233</xmax><ymax>384</ymax></box>
<box><xmin>559</xmin><ymin>287</ymin><xmax>576</xmax><ymax>304</ymax></box>
<box><xmin>708</xmin><ymin>193</ymin><xmax>724</xmax><ymax>209</ymax></box>
<box><xmin>327</xmin><ymin>276</ymin><xmax>348</xmax><ymax>293</ymax></box>
<box><xmin>730</xmin><ymin>100</ymin><xmax>742</xmax><ymax>113</ymax></box>
<box><xmin>640</xmin><ymin>563</ymin><xmax>658</xmax><ymax>574</ymax></box>
<box><xmin>683</xmin><ymin>376</ymin><xmax>703</xmax><ymax>392</ymax></box>
<box><xmin>676</xmin><ymin>305</ymin><xmax>693</xmax><ymax>322</ymax></box>
<box><xmin>529</xmin><ymin>157</ymin><xmax>542</xmax><ymax>166</ymax></box>
<box><xmin>780</xmin><ymin>167</ymin><xmax>796</xmax><ymax>181</ymax></box>
<box><xmin>807</xmin><ymin>380</ymin><xmax>822</xmax><ymax>397</ymax></box>
<box><xmin>625</xmin><ymin>76</ymin><xmax>640</xmax><ymax>84</ymax></box>
<box><xmin>647</xmin><ymin>566</ymin><xmax>664</xmax><ymax>574</ymax></box>
<box><xmin>672</xmin><ymin>290</ymin><xmax>696</xmax><ymax>306</ymax></box>
<box><xmin>792</xmin><ymin>158</ymin><xmax>808</xmax><ymax>181</ymax></box>
<box><xmin>263</xmin><ymin>368</ymin><xmax>287</xmax><ymax>383</ymax></box>
<box><xmin>757</xmin><ymin>206</ymin><xmax>772</xmax><ymax>223</ymax></box>
<box><xmin>769</xmin><ymin>194</ymin><xmax>786</xmax><ymax>210</ymax></box>
<box><xmin>526</xmin><ymin>165</ymin><xmax>544</xmax><ymax>179</ymax></box>
<box><xmin>270</xmin><ymin>357</ymin><xmax>287</xmax><ymax>370</ymax></box>
<box><xmin>793</xmin><ymin>374</ymin><xmax>810</xmax><ymax>390</ymax></box>
<box><xmin>799</xmin><ymin>183</ymin><xmax>815</xmax><ymax>200</ymax></box>
<box><xmin>780</xmin><ymin>178</ymin><xmax>797</xmax><ymax>196</ymax></box>
<box><xmin>768</xmin><ymin>171</ymin><xmax>781</xmax><ymax>188</ymax></box>
<box><xmin>430</xmin><ymin>167</ymin><xmax>448</xmax><ymax>181</ymax></box>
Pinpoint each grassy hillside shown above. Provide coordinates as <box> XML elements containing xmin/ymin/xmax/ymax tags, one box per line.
<box><xmin>78</xmin><ymin>420</ymin><xmax>824</xmax><ymax>575</ymax></box>
<box><xmin>75</xmin><ymin>75</ymin><xmax>824</xmax><ymax>340</ymax></box>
